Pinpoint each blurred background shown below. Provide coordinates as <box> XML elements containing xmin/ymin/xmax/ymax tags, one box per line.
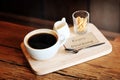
<box><xmin>0</xmin><ymin>0</ymin><xmax>120</xmax><ymax>33</ymax></box>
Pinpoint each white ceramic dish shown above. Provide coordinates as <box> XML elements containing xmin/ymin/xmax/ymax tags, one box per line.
<box><xmin>21</xmin><ymin>23</ymin><xmax>112</xmax><ymax>75</ymax></box>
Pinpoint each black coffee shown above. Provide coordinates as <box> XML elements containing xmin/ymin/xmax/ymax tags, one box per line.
<box><xmin>28</xmin><ymin>33</ymin><xmax>57</xmax><ymax>49</ymax></box>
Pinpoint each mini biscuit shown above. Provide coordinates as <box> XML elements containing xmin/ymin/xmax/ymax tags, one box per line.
<box><xmin>76</xmin><ymin>16</ymin><xmax>87</xmax><ymax>32</ymax></box>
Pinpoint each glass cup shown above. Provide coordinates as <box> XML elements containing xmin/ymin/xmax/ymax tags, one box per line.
<box><xmin>72</xmin><ymin>10</ymin><xmax>89</xmax><ymax>34</ymax></box>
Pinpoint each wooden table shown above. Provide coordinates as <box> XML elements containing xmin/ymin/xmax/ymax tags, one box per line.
<box><xmin>0</xmin><ymin>20</ymin><xmax>120</xmax><ymax>80</ymax></box>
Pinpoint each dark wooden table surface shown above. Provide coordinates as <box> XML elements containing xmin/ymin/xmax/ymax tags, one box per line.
<box><xmin>0</xmin><ymin>14</ymin><xmax>120</xmax><ymax>80</ymax></box>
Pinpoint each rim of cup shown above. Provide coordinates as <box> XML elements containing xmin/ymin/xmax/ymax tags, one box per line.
<box><xmin>24</xmin><ymin>29</ymin><xmax>58</xmax><ymax>51</ymax></box>
<box><xmin>72</xmin><ymin>10</ymin><xmax>89</xmax><ymax>19</ymax></box>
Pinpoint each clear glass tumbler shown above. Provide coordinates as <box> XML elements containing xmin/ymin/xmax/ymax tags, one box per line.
<box><xmin>72</xmin><ymin>10</ymin><xmax>89</xmax><ymax>34</ymax></box>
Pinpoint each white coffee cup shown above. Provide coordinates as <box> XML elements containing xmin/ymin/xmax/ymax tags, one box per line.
<box><xmin>24</xmin><ymin>29</ymin><xmax>66</xmax><ymax>60</ymax></box>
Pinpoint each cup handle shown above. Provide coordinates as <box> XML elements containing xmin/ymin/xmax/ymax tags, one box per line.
<box><xmin>59</xmin><ymin>34</ymin><xmax>66</xmax><ymax>47</ymax></box>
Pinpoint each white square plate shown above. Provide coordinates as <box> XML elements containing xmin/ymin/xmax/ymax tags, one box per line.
<box><xmin>21</xmin><ymin>23</ymin><xmax>112</xmax><ymax>75</ymax></box>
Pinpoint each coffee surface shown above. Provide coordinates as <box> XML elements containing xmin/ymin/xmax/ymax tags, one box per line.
<box><xmin>28</xmin><ymin>33</ymin><xmax>57</xmax><ymax>49</ymax></box>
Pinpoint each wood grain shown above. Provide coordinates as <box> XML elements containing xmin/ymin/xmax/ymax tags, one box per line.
<box><xmin>1</xmin><ymin>41</ymin><xmax>120</xmax><ymax>80</ymax></box>
<box><xmin>0</xmin><ymin>21</ymin><xmax>78</xmax><ymax>80</ymax></box>
<box><xmin>57</xmin><ymin>41</ymin><xmax>120</xmax><ymax>80</ymax></box>
<box><xmin>0</xmin><ymin>21</ymin><xmax>120</xmax><ymax>80</ymax></box>
<box><xmin>114</xmin><ymin>37</ymin><xmax>120</xmax><ymax>42</ymax></box>
<box><xmin>0</xmin><ymin>21</ymin><xmax>35</xmax><ymax>49</ymax></box>
<box><xmin>0</xmin><ymin>61</ymin><xmax>36</xmax><ymax>80</ymax></box>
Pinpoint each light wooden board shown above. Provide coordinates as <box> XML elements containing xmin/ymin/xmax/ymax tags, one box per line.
<box><xmin>21</xmin><ymin>23</ymin><xmax>112</xmax><ymax>75</ymax></box>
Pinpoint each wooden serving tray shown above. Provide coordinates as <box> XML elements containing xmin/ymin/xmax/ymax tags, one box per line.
<box><xmin>21</xmin><ymin>23</ymin><xmax>112</xmax><ymax>75</ymax></box>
